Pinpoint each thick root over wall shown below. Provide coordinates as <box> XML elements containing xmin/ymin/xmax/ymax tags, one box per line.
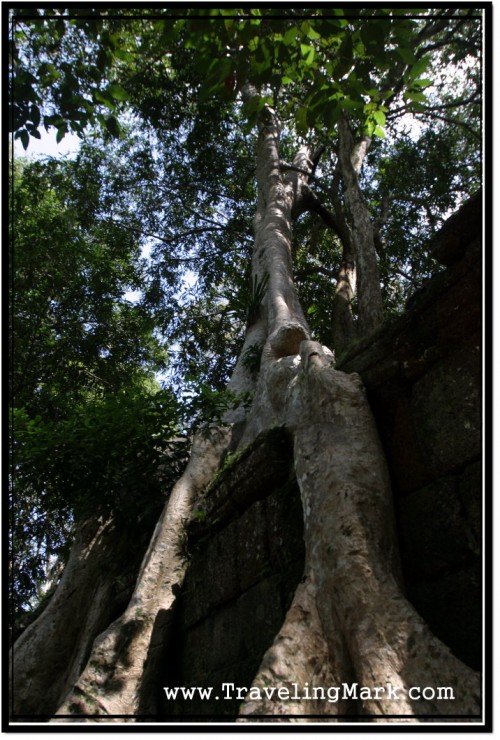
<box><xmin>11</xmin><ymin>341</ymin><xmax>481</xmax><ymax>723</ymax></box>
<box><xmin>238</xmin><ymin>341</ymin><xmax>481</xmax><ymax>721</ymax></box>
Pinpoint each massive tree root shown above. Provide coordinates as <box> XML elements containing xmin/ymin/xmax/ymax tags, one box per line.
<box><xmin>238</xmin><ymin>341</ymin><xmax>481</xmax><ymax>721</ymax></box>
<box><xmin>50</xmin><ymin>427</ymin><xmax>232</xmax><ymax>720</ymax></box>
<box><xmin>13</xmin><ymin>340</ymin><xmax>480</xmax><ymax>722</ymax></box>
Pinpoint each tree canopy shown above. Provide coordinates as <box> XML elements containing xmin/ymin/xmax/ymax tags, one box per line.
<box><xmin>9</xmin><ymin>6</ymin><xmax>482</xmax><ymax>630</ymax></box>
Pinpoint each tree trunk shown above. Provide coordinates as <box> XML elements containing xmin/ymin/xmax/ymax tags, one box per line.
<box><xmin>52</xmin><ymin>427</ymin><xmax>232</xmax><ymax>719</ymax></box>
<box><xmin>239</xmin><ymin>342</ymin><xmax>480</xmax><ymax>719</ymax></box>
<box><xmin>11</xmin><ymin>97</ymin><xmax>481</xmax><ymax>723</ymax></box>
<box><xmin>331</xmin><ymin>247</ymin><xmax>357</xmax><ymax>356</ymax></box>
<box><xmin>337</xmin><ymin>113</ymin><xmax>385</xmax><ymax>336</ymax></box>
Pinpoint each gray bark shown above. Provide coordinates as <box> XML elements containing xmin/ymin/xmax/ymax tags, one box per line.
<box><xmin>53</xmin><ymin>426</ymin><xmax>232</xmax><ymax>719</ymax></box>
<box><xmin>238</xmin><ymin>341</ymin><xmax>480</xmax><ymax>719</ymax></box>
<box><xmin>337</xmin><ymin>113</ymin><xmax>385</xmax><ymax>335</ymax></box>
<box><xmin>331</xmin><ymin>250</ymin><xmax>357</xmax><ymax>356</ymax></box>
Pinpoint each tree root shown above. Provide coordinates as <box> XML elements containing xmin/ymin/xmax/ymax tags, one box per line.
<box><xmin>238</xmin><ymin>341</ymin><xmax>481</xmax><ymax>721</ymax></box>
<box><xmin>52</xmin><ymin>426</ymin><xmax>232</xmax><ymax>719</ymax></box>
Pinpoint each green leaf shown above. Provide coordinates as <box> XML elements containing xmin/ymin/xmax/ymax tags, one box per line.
<box><xmin>373</xmin><ymin>125</ymin><xmax>385</xmax><ymax>138</ymax></box>
<box><xmin>295</xmin><ymin>106</ymin><xmax>308</xmax><ymax>135</ymax></box>
<box><xmin>114</xmin><ymin>48</ymin><xmax>133</xmax><ymax>62</ymax></box>
<box><xmin>94</xmin><ymin>88</ymin><xmax>116</xmax><ymax>110</ymax></box>
<box><xmin>108</xmin><ymin>83</ymin><xmax>128</xmax><ymax>101</ymax></box>
<box><xmin>373</xmin><ymin>109</ymin><xmax>386</xmax><ymax>127</ymax></box>
<box><xmin>404</xmin><ymin>90</ymin><xmax>428</xmax><ymax>103</ymax></box>
<box><xmin>301</xmin><ymin>20</ymin><xmax>321</xmax><ymax>40</ymax></box>
<box><xmin>19</xmin><ymin>129</ymin><xmax>29</xmax><ymax>150</ymax></box>
<box><xmin>248</xmin><ymin>36</ymin><xmax>259</xmax><ymax>52</ymax></box>
<box><xmin>360</xmin><ymin>21</ymin><xmax>387</xmax><ymax>50</ymax></box>
<box><xmin>306</xmin><ymin>25</ymin><xmax>321</xmax><ymax>40</ymax></box>
<box><xmin>56</xmin><ymin>126</ymin><xmax>67</xmax><ymax>144</ymax></box>
<box><xmin>104</xmin><ymin>115</ymin><xmax>120</xmax><ymax>137</ymax></box>
<box><xmin>282</xmin><ymin>26</ymin><xmax>297</xmax><ymax>46</ymax></box>
<box><xmin>27</xmin><ymin>126</ymin><xmax>41</xmax><ymax>139</ymax></box>
<box><xmin>413</xmin><ymin>78</ymin><xmax>433</xmax><ymax>88</ymax></box>
<box><xmin>396</xmin><ymin>46</ymin><xmax>416</xmax><ymax>65</ymax></box>
<box><xmin>300</xmin><ymin>44</ymin><xmax>315</xmax><ymax>66</ymax></box>
<box><xmin>335</xmin><ymin>34</ymin><xmax>353</xmax><ymax>78</ymax></box>
<box><xmin>30</xmin><ymin>104</ymin><xmax>41</xmax><ymax>128</ymax></box>
<box><xmin>408</xmin><ymin>56</ymin><xmax>431</xmax><ymax>81</ymax></box>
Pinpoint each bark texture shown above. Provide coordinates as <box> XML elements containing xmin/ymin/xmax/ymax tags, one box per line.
<box><xmin>331</xmin><ymin>250</ymin><xmax>357</xmax><ymax>355</ymax></box>
<box><xmin>337</xmin><ymin>113</ymin><xmax>384</xmax><ymax>336</ymax></box>
<box><xmin>11</xmin><ymin>516</ymin><xmax>131</xmax><ymax>718</ymax></box>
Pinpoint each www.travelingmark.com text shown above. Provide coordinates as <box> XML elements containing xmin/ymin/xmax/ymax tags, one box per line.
<box><xmin>162</xmin><ymin>681</ymin><xmax>455</xmax><ymax>703</ymax></box>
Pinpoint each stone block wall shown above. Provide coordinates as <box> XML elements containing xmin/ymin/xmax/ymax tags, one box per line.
<box><xmin>160</xmin><ymin>429</ymin><xmax>305</xmax><ymax>717</ymax></box>
<box><xmin>338</xmin><ymin>190</ymin><xmax>482</xmax><ymax>670</ymax></box>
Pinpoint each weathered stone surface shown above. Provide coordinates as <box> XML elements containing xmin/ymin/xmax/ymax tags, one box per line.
<box><xmin>458</xmin><ymin>461</ymin><xmax>482</xmax><ymax>548</ymax></box>
<box><xmin>411</xmin><ymin>347</ymin><xmax>481</xmax><ymax>476</ymax></box>
<box><xmin>164</xmin><ymin>440</ymin><xmax>305</xmax><ymax>716</ymax></box>
<box><xmin>236</xmin><ymin>500</ymin><xmax>272</xmax><ymax>593</ymax></box>
<box><xmin>265</xmin><ymin>478</ymin><xmax>304</xmax><ymax>574</ymax></box>
<box><xmin>429</xmin><ymin>189</ymin><xmax>482</xmax><ymax>266</ymax></box>
<box><xmin>188</xmin><ymin>426</ymin><xmax>293</xmax><ymax>541</ymax></box>
<box><xmin>368</xmin><ymin>385</ymin><xmax>432</xmax><ymax>495</ymax></box>
<box><xmin>338</xmin><ymin>204</ymin><xmax>481</xmax><ymax>391</ymax></box>
<box><xmin>406</xmin><ymin>563</ymin><xmax>482</xmax><ymax>671</ymax></box>
<box><xmin>396</xmin><ymin>476</ymin><xmax>479</xmax><ymax>581</ymax></box>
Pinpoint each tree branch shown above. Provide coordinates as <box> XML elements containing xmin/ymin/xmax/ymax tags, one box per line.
<box><xmin>279</xmin><ymin>161</ymin><xmax>327</xmax><ymax>191</ymax></box>
<box><xmin>388</xmin><ymin>92</ymin><xmax>481</xmax><ymax>120</ymax></box>
<box><xmin>417</xmin><ymin>110</ymin><xmax>481</xmax><ymax>140</ymax></box>
<box><xmin>301</xmin><ymin>186</ymin><xmax>342</xmax><ymax>235</ymax></box>
<box><xmin>104</xmin><ymin>220</ymin><xmax>229</xmax><ymax>253</ymax></box>
<box><xmin>388</xmin><ymin>266</ymin><xmax>417</xmax><ymax>283</ymax></box>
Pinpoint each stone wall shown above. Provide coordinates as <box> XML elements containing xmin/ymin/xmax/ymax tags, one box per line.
<box><xmin>338</xmin><ymin>190</ymin><xmax>482</xmax><ymax>670</ymax></box>
<box><xmin>160</xmin><ymin>429</ymin><xmax>305</xmax><ymax>717</ymax></box>
<box><xmin>162</xmin><ymin>192</ymin><xmax>482</xmax><ymax>716</ymax></box>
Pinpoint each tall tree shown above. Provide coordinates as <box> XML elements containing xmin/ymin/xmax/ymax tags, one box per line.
<box><xmin>9</xmin><ymin>7</ymin><xmax>483</xmax><ymax>722</ymax></box>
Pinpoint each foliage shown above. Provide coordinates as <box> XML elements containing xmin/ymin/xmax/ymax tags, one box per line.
<box><xmin>10</xmin><ymin>9</ymin><xmax>482</xmax><ymax>147</ymax></box>
<box><xmin>10</xmin><ymin>152</ymin><xmax>169</xmax><ymax>411</ymax></box>
<box><xmin>361</xmin><ymin>121</ymin><xmax>481</xmax><ymax>311</ymax></box>
<box><xmin>10</xmin><ymin>8</ymin><xmax>141</xmax><ymax>146</ymax></box>
<box><xmin>242</xmin><ymin>343</ymin><xmax>264</xmax><ymax>376</ymax></box>
<box><xmin>9</xmin><ymin>150</ymin><xmax>187</xmax><ymax>624</ymax></box>
<box><xmin>11</xmin><ymin>384</ymin><xmax>188</xmax><ymax>632</ymax></box>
